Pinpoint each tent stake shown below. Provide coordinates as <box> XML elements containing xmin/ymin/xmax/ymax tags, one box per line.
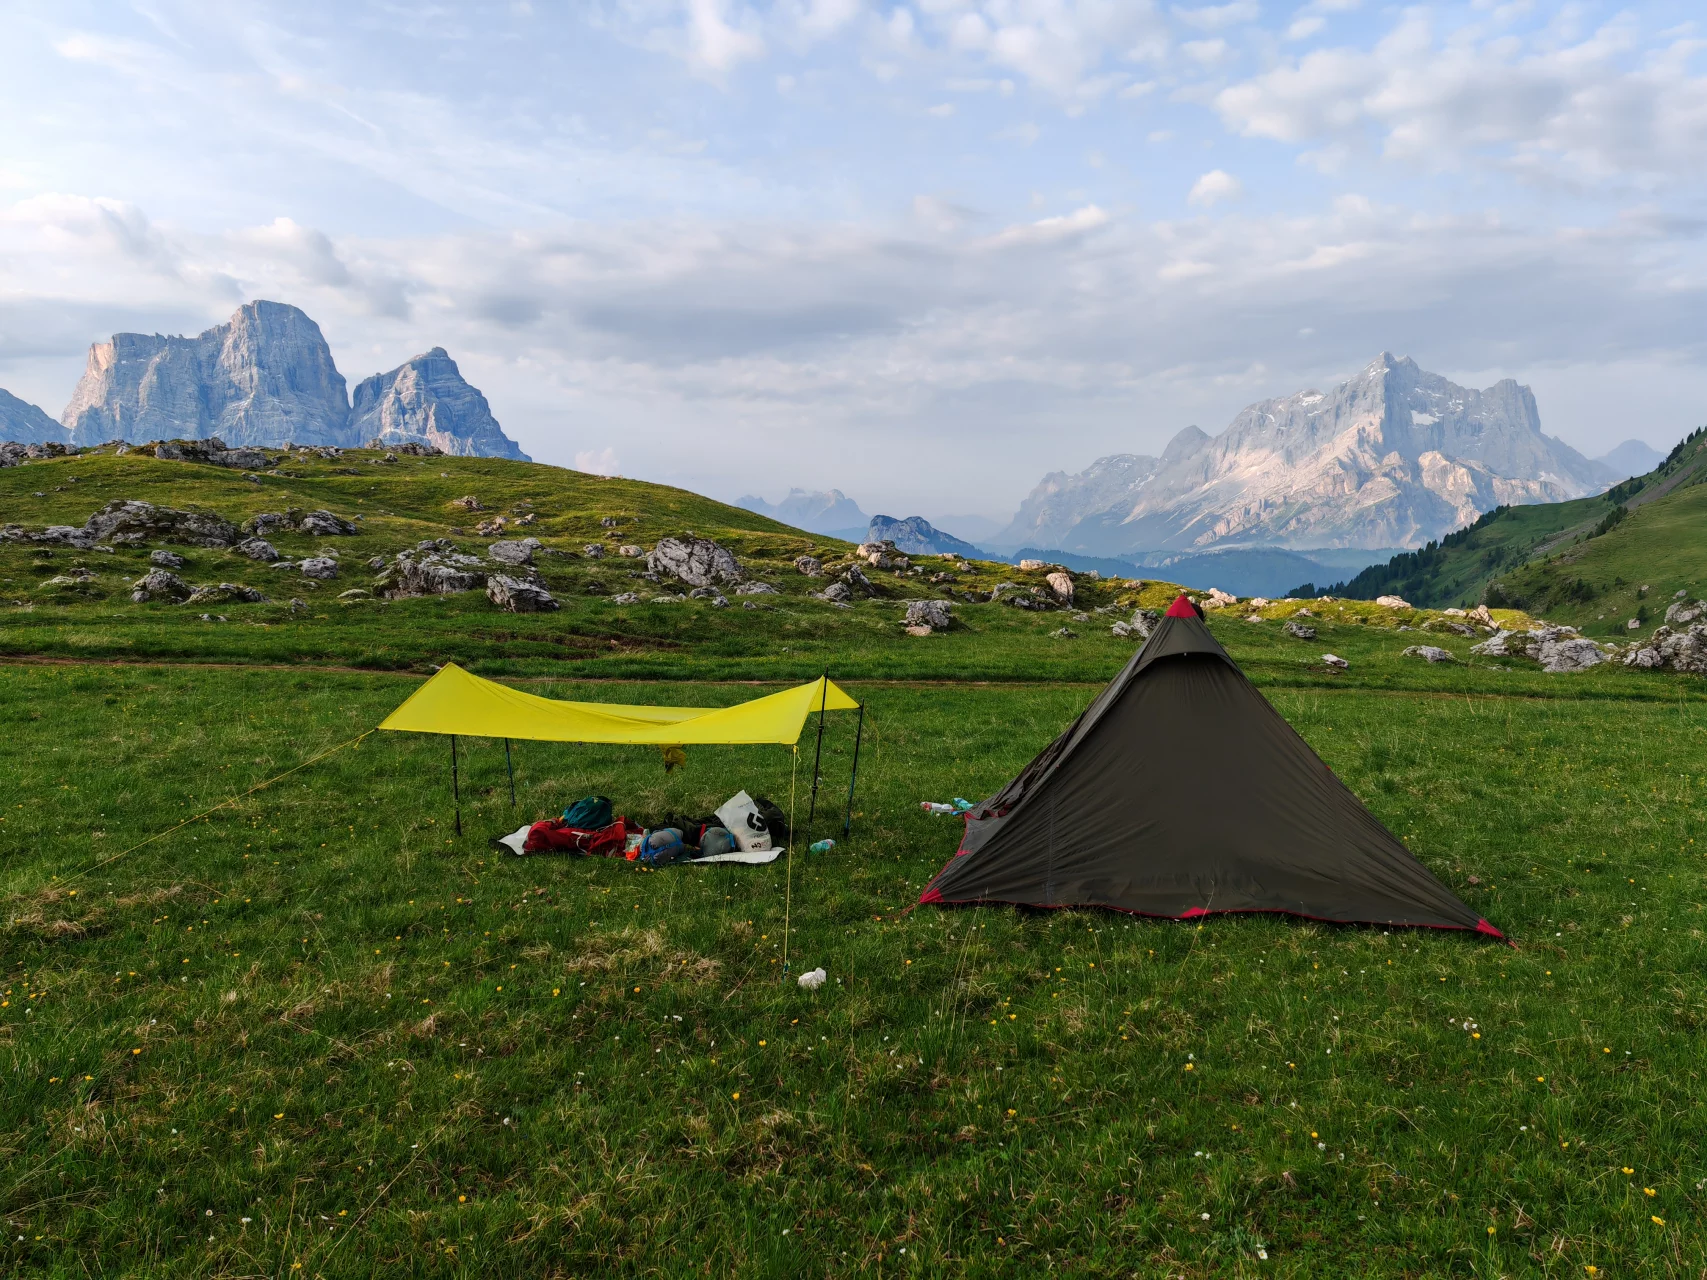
<box><xmin>806</xmin><ymin>670</ymin><xmax>830</xmax><ymax>823</ymax></box>
<box><xmin>451</xmin><ymin>733</ymin><xmax>462</xmax><ymax>838</ymax></box>
<box><xmin>842</xmin><ymin>703</ymin><xmax>865</xmax><ymax>838</ymax></box>
<box><xmin>504</xmin><ymin>738</ymin><xmax>515</xmax><ymax>807</ymax></box>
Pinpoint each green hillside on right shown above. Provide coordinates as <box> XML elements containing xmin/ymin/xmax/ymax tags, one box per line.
<box><xmin>1300</xmin><ymin>427</ymin><xmax>1707</xmax><ymax>634</ymax></box>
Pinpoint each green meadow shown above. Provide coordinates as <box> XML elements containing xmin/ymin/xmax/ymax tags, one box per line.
<box><xmin>3</xmin><ymin>447</ymin><xmax>1706</xmax><ymax>1276</ymax></box>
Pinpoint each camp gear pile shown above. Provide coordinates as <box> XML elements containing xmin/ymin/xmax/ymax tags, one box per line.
<box><xmin>919</xmin><ymin>594</ymin><xmax>1503</xmax><ymax>938</ymax></box>
<box><xmin>500</xmin><ymin>791</ymin><xmax>791</xmax><ymax>866</ymax></box>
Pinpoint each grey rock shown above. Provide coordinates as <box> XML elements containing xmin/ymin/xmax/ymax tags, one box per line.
<box><xmin>84</xmin><ymin>499</ymin><xmax>239</xmax><ymax>547</ymax></box>
<box><xmin>150</xmin><ymin>550</ymin><xmax>185</xmax><ymax>569</ymax></box>
<box><xmin>155</xmin><ymin>437</ymin><xmax>274</xmax><ymax>469</ymax></box>
<box><xmin>735</xmin><ymin>581</ymin><xmax>779</xmax><ymax>596</ymax></box>
<box><xmin>582</xmin><ymin>543</ymin><xmax>605</xmax><ymax>559</ymax></box>
<box><xmin>1008</xmin><ymin>592</ymin><xmax>1055</xmax><ymax>611</ymax></box>
<box><xmin>297</xmin><ymin>556</ymin><xmax>339</xmax><ymax>580</ymax></box>
<box><xmin>1664</xmin><ymin>598</ymin><xmax>1706</xmax><ymax>627</ymax></box>
<box><xmin>1110</xmin><ymin>622</ymin><xmax>1133</xmax><ymax>638</ymax></box>
<box><xmin>1283</xmin><ymin>619</ymin><xmax>1317</xmax><ymax>640</ymax></box>
<box><xmin>841</xmin><ymin>564</ymin><xmax>876</xmax><ymax>596</ymax></box>
<box><xmin>183</xmin><ymin>582</ymin><xmax>267</xmax><ymax>605</ymax></box>
<box><xmin>247</xmin><ymin>512</ymin><xmax>291</xmax><ymax>536</ymax></box>
<box><xmin>350</xmin><ymin>347</ymin><xmax>528</xmax><ymax>460</ymax></box>
<box><xmin>905</xmin><ymin>598</ymin><xmax>953</xmax><ymax>630</ymax></box>
<box><xmin>1322</xmin><ymin>654</ymin><xmax>1349</xmax><ymax>670</ymax></box>
<box><xmin>611</xmin><ymin>592</ymin><xmax>643</xmax><ymax>604</ymax></box>
<box><xmin>487</xmin><ymin>537</ymin><xmax>542</xmax><ymax>567</ymax></box>
<box><xmin>1050</xmin><ymin>627</ymin><xmax>1078</xmax><ymax>638</ymax></box>
<box><xmin>235</xmin><ymin>538</ymin><xmax>279</xmax><ymax>562</ymax></box>
<box><xmin>1623</xmin><ymin>624</ymin><xmax>1707</xmax><ymax>674</ymax></box>
<box><xmin>131</xmin><ymin>567</ymin><xmax>191</xmax><ymax>603</ymax></box>
<box><xmin>338</xmin><ymin>588</ymin><xmax>371</xmax><ymax>600</ymax></box>
<box><xmin>617</xmin><ymin>544</ymin><xmax>644</xmax><ymax>558</ymax></box>
<box><xmin>1045</xmin><ymin>570</ymin><xmax>1075</xmax><ymax>603</ymax></box>
<box><xmin>62</xmin><ymin>301</ymin><xmax>352</xmax><ymax>448</ymax></box>
<box><xmin>1402</xmin><ymin>644</ymin><xmax>1455</xmax><ymax>663</ymax></box>
<box><xmin>374</xmin><ymin>547</ymin><xmax>487</xmax><ymax>598</ymax></box>
<box><xmin>486</xmin><ymin>574</ymin><xmax>559</xmax><ymax>613</ymax></box>
<box><xmin>299</xmin><ymin>509</ymin><xmax>357</xmax><ymax>536</ymax></box>
<box><xmin>647</xmin><ymin>536</ymin><xmax>743</xmax><ymax>588</ymax></box>
<box><xmin>687</xmin><ymin>586</ymin><xmax>727</xmax><ymax>603</ymax></box>
<box><xmin>794</xmin><ymin>555</ymin><xmax>823</xmax><ymax>577</ymax></box>
<box><xmin>1129</xmin><ymin>608</ymin><xmax>1160</xmax><ymax>639</ymax></box>
<box><xmin>1536</xmin><ymin>637</ymin><xmax>1606</xmax><ymax>673</ymax></box>
<box><xmin>367</xmin><ymin>555</ymin><xmax>387</xmax><ymax>570</ymax></box>
<box><xmin>1470</xmin><ymin>629</ymin><xmax>1531</xmax><ymax>658</ymax></box>
<box><xmin>821</xmin><ymin>581</ymin><xmax>853</xmax><ymax>604</ymax></box>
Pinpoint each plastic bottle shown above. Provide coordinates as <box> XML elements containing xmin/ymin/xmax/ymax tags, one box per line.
<box><xmin>809</xmin><ymin>839</ymin><xmax>835</xmax><ymax>853</ymax></box>
<box><xmin>951</xmin><ymin>797</ymin><xmax>976</xmax><ymax>812</ymax></box>
<box><xmin>920</xmin><ymin>801</ymin><xmax>957</xmax><ymax>815</ymax></box>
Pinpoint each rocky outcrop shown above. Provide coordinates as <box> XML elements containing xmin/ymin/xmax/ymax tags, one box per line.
<box><xmin>349</xmin><ymin>348</ymin><xmax>528</xmax><ymax>460</ymax></box>
<box><xmin>1283</xmin><ymin>619</ymin><xmax>1317</xmax><ymax>640</ymax></box>
<box><xmin>1623</xmin><ymin>624</ymin><xmax>1707</xmax><ymax>674</ymax></box>
<box><xmin>997</xmin><ymin>354</ymin><xmax>1612</xmax><ymax>555</ymax></box>
<box><xmin>0</xmin><ymin>388</ymin><xmax>68</xmax><ymax>445</ymax></box>
<box><xmin>153</xmin><ymin>436</ymin><xmax>275</xmax><ymax>469</ymax></box>
<box><xmin>130</xmin><ymin>569</ymin><xmax>191</xmax><ymax>603</ymax></box>
<box><xmin>84</xmin><ymin>500</ymin><xmax>240</xmax><ymax>547</ymax></box>
<box><xmin>374</xmin><ymin>543</ymin><xmax>487</xmax><ymax>598</ymax></box>
<box><xmin>487</xmin><ymin>538</ymin><xmax>541</xmax><ymax>567</ymax></box>
<box><xmin>794</xmin><ymin>555</ymin><xmax>823</xmax><ymax>577</ymax></box>
<box><xmin>297</xmin><ymin>557</ymin><xmax>339</xmax><ymax>580</ymax></box>
<box><xmin>1471</xmin><ymin>625</ymin><xmax>1606</xmax><ymax>672</ymax></box>
<box><xmin>647</xmin><ymin>537</ymin><xmax>743</xmax><ymax>588</ymax></box>
<box><xmin>235</xmin><ymin>538</ymin><xmax>279</xmax><ymax>562</ymax></box>
<box><xmin>61</xmin><ymin>301</ymin><xmax>350</xmax><ymax>448</ymax></box>
<box><xmin>184</xmin><ymin>582</ymin><xmax>268</xmax><ymax>606</ymax></box>
<box><xmin>1402</xmin><ymin>645</ymin><xmax>1455</xmax><ymax>663</ymax></box>
<box><xmin>905</xmin><ymin>599</ymin><xmax>954</xmax><ymax>630</ymax></box>
<box><xmin>245</xmin><ymin>508</ymin><xmax>357</xmax><ymax>537</ymax></box>
<box><xmin>486</xmin><ymin>574</ymin><xmax>558</xmax><ymax>613</ymax></box>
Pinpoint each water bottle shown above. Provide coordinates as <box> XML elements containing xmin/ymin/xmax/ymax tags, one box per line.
<box><xmin>920</xmin><ymin>801</ymin><xmax>957</xmax><ymax>815</ymax></box>
<box><xmin>809</xmin><ymin>839</ymin><xmax>835</xmax><ymax>854</ymax></box>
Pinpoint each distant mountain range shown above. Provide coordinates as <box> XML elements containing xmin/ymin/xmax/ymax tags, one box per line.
<box><xmin>997</xmin><ymin>354</ymin><xmax>1618</xmax><ymax>556</ymax></box>
<box><xmin>737</xmin><ymin>488</ymin><xmax>869</xmax><ymax>539</ymax></box>
<box><xmin>866</xmin><ymin>514</ymin><xmax>985</xmax><ymax>558</ymax></box>
<box><xmin>1</xmin><ymin>300</ymin><xmax>527</xmax><ymax>459</ymax></box>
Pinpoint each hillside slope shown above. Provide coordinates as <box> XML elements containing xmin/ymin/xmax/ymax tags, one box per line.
<box><xmin>1308</xmin><ymin>427</ymin><xmax>1707</xmax><ymax>611</ymax></box>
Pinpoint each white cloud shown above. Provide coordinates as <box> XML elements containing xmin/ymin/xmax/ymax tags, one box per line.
<box><xmin>686</xmin><ymin>0</ymin><xmax>766</xmax><ymax>72</ymax></box>
<box><xmin>1173</xmin><ymin>2</ymin><xmax>1260</xmax><ymax>33</ymax></box>
<box><xmin>1187</xmin><ymin>169</ymin><xmax>1242</xmax><ymax>205</ymax></box>
<box><xmin>1284</xmin><ymin>15</ymin><xmax>1324</xmax><ymax>40</ymax></box>
<box><xmin>1214</xmin><ymin>12</ymin><xmax>1707</xmax><ymax>184</ymax></box>
<box><xmin>574</xmin><ymin>446</ymin><xmax>622</xmax><ymax>476</ymax></box>
<box><xmin>982</xmin><ymin>203</ymin><xmax>1109</xmax><ymax>245</ymax></box>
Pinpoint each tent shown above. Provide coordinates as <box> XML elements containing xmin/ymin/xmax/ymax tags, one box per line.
<box><xmin>919</xmin><ymin>596</ymin><xmax>1503</xmax><ymax>938</ymax></box>
<box><xmin>380</xmin><ymin>663</ymin><xmax>865</xmax><ymax>837</ymax></box>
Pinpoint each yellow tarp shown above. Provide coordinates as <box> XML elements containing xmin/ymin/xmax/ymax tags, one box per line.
<box><xmin>378</xmin><ymin>662</ymin><xmax>859</xmax><ymax>745</ymax></box>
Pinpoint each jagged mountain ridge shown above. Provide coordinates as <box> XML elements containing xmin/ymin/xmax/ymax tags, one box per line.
<box><xmin>51</xmin><ymin>301</ymin><xmax>526</xmax><ymax>458</ymax></box>
<box><xmin>998</xmin><ymin>354</ymin><xmax>1613</xmax><ymax>555</ymax></box>
<box><xmin>0</xmin><ymin>388</ymin><xmax>67</xmax><ymax>445</ymax></box>
<box><xmin>865</xmin><ymin>514</ymin><xmax>985</xmax><ymax>558</ymax></box>
<box><xmin>350</xmin><ymin>347</ymin><xmax>524</xmax><ymax>460</ymax></box>
<box><xmin>736</xmin><ymin>488</ymin><xmax>868</xmax><ymax>536</ymax></box>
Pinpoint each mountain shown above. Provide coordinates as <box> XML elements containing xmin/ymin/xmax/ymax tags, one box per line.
<box><xmin>1306</xmin><ymin>426</ymin><xmax>1707</xmax><ymax>610</ymax></box>
<box><xmin>1595</xmin><ymin>439</ymin><xmax>1664</xmax><ymax>478</ymax></box>
<box><xmin>997</xmin><ymin>355</ymin><xmax>1612</xmax><ymax>556</ymax></box>
<box><xmin>53</xmin><ymin>300</ymin><xmax>526</xmax><ymax>458</ymax></box>
<box><xmin>0</xmin><ymin>389</ymin><xmax>67</xmax><ymax>445</ymax></box>
<box><xmin>737</xmin><ymin>488</ymin><xmax>868</xmax><ymax>537</ymax></box>
<box><xmin>866</xmin><ymin>514</ymin><xmax>986</xmax><ymax>558</ymax></box>
<box><xmin>351</xmin><ymin>348</ymin><xmax>528</xmax><ymax>460</ymax></box>
<box><xmin>61</xmin><ymin>301</ymin><xmax>351</xmax><ymax>448</ymax></box>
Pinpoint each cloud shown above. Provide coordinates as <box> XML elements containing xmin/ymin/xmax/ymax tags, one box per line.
<box><xmin>1173</xmin><ymin>2</ymin><xmax>1260</xmax><ymax>33</ymax></box>
<box><xmin>1187</xmin><ymin>169</ymin><xmax>1242</xmax><ymax>206</ymax></box>
<box><xmin>574</xmin><ymin>446</ymin><xmax>622</xmax><ymax>475</ymax></box>
<box><xmin>686</xmin><ymin>0</ymin><xmax>766</xmax><ymax>71</ymax></box>
<box><xmin>982</xmin><ymin>203</ymin><xmax>1110</xmax><ymax>246</ymax></box>
<box><xmin>1213</xmin><ymin>12</ymin><xmax>1707</xmax><ymax>185</ymax></box>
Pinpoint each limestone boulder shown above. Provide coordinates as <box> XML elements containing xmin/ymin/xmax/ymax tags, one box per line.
<box><xmin>130</xmin><ymin>569</ymin><xmax>192</xmax><ymax>603</ymax></box>
<box><xmin>487</xmin><ymin>574</ymin><xmax>559</xmax><ymax>613</ymax></box>
<box><xmin>647</xmin><ymin>536</ymin><xmax>744</xmax><ymax>587</ymax></box>
<box><xmin>487</xmin><ymin>537</ymin><xmax>542</xmax><ymax>567</ymax></box>
<box><xmin>905</xmin><ymin>599</ymin><xmax>953</xmax><ymax>630</ymax></box>
<box><xmin>85</xmin><ymin>499</ymin><xmax>239</xmax><ymax>547</ymax></box>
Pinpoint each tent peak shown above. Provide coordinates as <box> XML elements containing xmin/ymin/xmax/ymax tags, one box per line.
<box><xmin>1165</xmin><ymin>594</ymin><xmax>1203</xmax><ymax>619</ymax></box>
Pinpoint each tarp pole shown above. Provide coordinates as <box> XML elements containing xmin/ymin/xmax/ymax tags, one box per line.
<box><xmin>806</xmin><ymin>671</ymin><xmax>830</xmax><ymax>823</ymax></box>
<box><xmin>782</xmin><ymin>746</ymin><xmax>797</xmax><ymax>974</ymax></box>
<box><xmin>842</xmin><ymin>703</ymin><xmax>865</xmax><ymax>838</ymax></box>
<box><xmin>451</xmin><ymin>734</ymin><xmax>462</xmax><ymax>837</ymax></box>
<box><xmin>504</xmin><ymin>738</ymin><xmax>515</xmax><ymax>807</ymax></box>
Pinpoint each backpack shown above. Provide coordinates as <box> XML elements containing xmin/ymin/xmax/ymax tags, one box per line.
<box><xmin>562</xmin><ymin>796</ymin><xmax>613</xmax><ymax>829</ymax></box>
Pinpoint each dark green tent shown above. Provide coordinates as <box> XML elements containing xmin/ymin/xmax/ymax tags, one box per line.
<box><xmin>920</xmin><ymin>595</ymin><xmax>1503</xmax><ymax>938</ymax></box>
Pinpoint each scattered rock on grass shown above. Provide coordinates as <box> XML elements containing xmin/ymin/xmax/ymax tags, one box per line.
<box><xmin>487</xmin><ymin>537</ymin><xmax>542</xmax><ymax>567</ymax></box>
<box><xmin>150</xmin><ymin>550</ymin><xmax>185</xmax><ymax>569</ymax></box>
<box><xmin>1046</xmin><ymin>571</ymin><xmax>1074</xmax><ymax>604</ymax></box>
<box><xmin>904</xmin><ymin>624</ymin><xmax>933</xmax><ymax>637</ymax></box>
<box><xmin>487</xmin><ymin>574</ymin><xmax>559</xmax><ymax>613</ymax></box>
<box><xmin>1322</xmin><ymin>654</ymin><xmax>1349</xmax><ymax>670</ymax></box>
<box><xmin>130</xmin><ymin>569</ymin><xmax>191</xmax><ymax>602</ymax></box>
<box><xmin>1402</xmin><ymin>645</ymin><xmax>1455</xmax><ymax>663</ymax></box>
<box><xmin>794</xmin><ymin>555</ymin><xmax>822</xmax><ymax>577</ymax></box>
<box><xmin>298</xmin><ymin>556</ymin><xmax>339</xmax><ymax>580</ymax></box>
<box><xmin>87</xmin><ymin>500</ymin><xmax>239</xmax><ymax>547</ymax></box>
<box><xmin>235</xmin><ymin>538</ymin><xmax>279</xmax><ymax>562</ymax></box>
<box><xmin>905</xmin><ymin>598</ymin><xmax>953</xmax><ymax>630</ymax></box>
<box><xmin>1535</xmin><ymin>636</ymin><xmax>1606</xmax><ymax>673</ymax></box>
<box><xmin>735</xmin><ymin>581</ymin><xmax>779</xmax><ymax>596</ymax></box>
<box><xmin>1376</xmin><ymin>594</ymin><xmax>1412</xmax><ymax>609</ymax></box>
<box><xmin>374</xmin><ymin>546</ymin><xmax>487</xmax><ymax>598</ymax></box>
<box><xmin>648</xmin><ymin>536</ymin><xmax>743</xmax><ymax>588</ymax></box>
<box><xmin>184</xmin><ymin>582</ymin><xmax>268</xmax><ymax>605</ymax></box>
<box><xmin>1283</xmin><ymin>619</ymin><xmax>1316</xmax><ymax>640</ymax></box>
<box><xmin>618</xmin><ymin>544</ymin><xmax>644</xmax><ymax>558</ymax></box>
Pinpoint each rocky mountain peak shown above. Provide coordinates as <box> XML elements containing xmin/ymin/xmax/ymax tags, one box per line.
<box><xmin>0</xmin><ymin>388</ymin><xmax>67</xmax><ymax>445</ymax></box>
<box><xmin>351</xmin><ymin>348</ymin><xmax>528</xmax><ymax>460</ymax></box>
<box><xmin>998</xmin><ymin>355</ymin><xmax>1612</xmax><ymax>555</ymax></box>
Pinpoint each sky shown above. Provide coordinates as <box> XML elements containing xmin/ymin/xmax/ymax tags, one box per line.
<box><xmin>1</xmin><ymin>0</ymin><xmax>1704</xmax><ymax>527</ymax></box>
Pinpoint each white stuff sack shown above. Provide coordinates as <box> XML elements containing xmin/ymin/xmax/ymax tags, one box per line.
<box><xmin>714</xmin><ymin>790</ymin><xmax>774</xmax><ymax>852</ymax></box>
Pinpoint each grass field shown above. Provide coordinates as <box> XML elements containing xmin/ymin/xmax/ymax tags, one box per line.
<box><xmin>5</xmin><ymin>446</ymin><xmax>1707</xmax><ymax>1276</ymax></box>
<box><xmin>4</xmin><ymin>659</ymin><xmax>1705</xmax><ymax>1278</ymax></box>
